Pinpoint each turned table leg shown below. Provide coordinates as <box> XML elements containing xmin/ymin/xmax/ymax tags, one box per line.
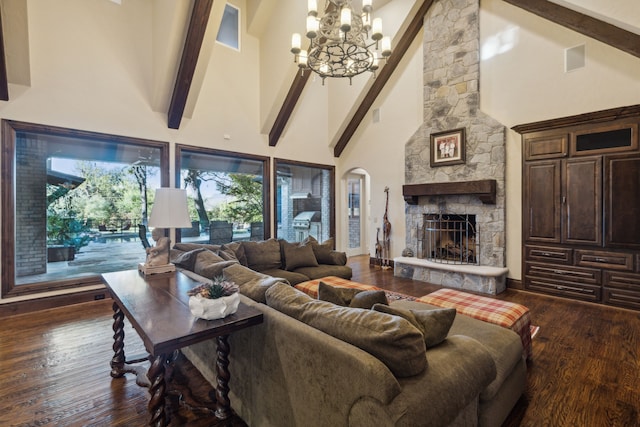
<box><xmin>215</xmin><ymin>334</ymin><xmax>232</xmax><ymax>420</ymax></box>
<box><xmin>148</xmin><ymin>353</ymin><xmax>168</xmax><ymax>427</ymax></box>
<box><xmin>110</xmin><ymin>302</ymin><xmax>126</xmax><ymax>378</ymax></box>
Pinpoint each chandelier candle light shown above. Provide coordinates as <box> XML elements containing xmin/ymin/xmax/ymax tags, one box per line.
<box><xmin>291</xmin><ymin>0</ymin><xmax>392</xmax><ymax>84</ymax></box>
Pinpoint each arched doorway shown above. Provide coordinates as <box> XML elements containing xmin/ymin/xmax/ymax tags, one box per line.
<box><xmin>344</xmin><ymin>168</ymin><xmax>369</xmax><ymax>257</ymax></box>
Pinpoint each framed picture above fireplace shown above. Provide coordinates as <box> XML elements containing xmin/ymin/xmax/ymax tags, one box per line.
<box><xmin>430</xmin><ymin>128</ymin><xmax>466</xmax><ymax>167</ymax></box>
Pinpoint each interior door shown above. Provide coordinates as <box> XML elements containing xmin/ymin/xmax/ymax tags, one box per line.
<box><xmin>346</xmin><ymin>174</ymin><xmax>365</xmax><ymax>256</ymax></box>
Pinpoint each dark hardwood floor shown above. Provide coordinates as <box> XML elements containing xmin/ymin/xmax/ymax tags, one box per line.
<box><xmin>1</xmin><ymin>255</ymin><xmax>638</xmax><ymax>426</ymax></box>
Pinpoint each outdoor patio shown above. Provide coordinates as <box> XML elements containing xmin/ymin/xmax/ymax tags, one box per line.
<box><xmin>15</xmin><ymin>229</ymin><xmax>250</xmax><ymax>285</ymax></box>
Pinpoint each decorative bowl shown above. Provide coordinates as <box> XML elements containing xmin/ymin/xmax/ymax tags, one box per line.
<box><xmin>188</xmin><ymin>292</ymin><xmax>240</xmax><ymax>320</ymax></box>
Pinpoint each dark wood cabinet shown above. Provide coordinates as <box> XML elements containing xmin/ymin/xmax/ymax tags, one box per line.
<box><xmin>515</xmin><ymin>105</ymin><xmax>640</xmax><ymax>311</ymax></box>
<box><xmin>524</xmin><ymin>161</ymin><xmax>561</xmax><ymax>243</ymax></box>
<box><xmin>605</xmin><ymin>154</ymin><xmax>640</xmax><ymax>248</ymax></box>
<box><xmin>563</xmin><ymin>157</ymin><xmax>602</xmax><ymax>246</ymax></box>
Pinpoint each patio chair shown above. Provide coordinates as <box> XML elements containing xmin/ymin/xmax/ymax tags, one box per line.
<box><xmin>138</xmin><ymin>225</ymin><xmax>151</xmax><ymax>249</ymax></box>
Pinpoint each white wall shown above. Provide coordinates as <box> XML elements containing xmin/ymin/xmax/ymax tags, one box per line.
<box><xmin>480</xmin><ymin>0</ymin><xmax>640</xmax><ymax>279</ymax></box>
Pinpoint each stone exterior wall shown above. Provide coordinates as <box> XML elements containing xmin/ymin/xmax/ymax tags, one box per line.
<box><xmin>16</xmin><ymin>136</ymin><xmax>48</xmax><ymax>276</ymax></box>
<box><xmin>404</xmin><ymin>0</ymin><xmax>506</xmax><ymax>268</ymax></box>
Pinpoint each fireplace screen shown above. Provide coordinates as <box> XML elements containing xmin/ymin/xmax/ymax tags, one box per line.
<box><xmin>418</xmin><ymin>213</ymin><xmax>478</xmax><ymax>264</ymax></box>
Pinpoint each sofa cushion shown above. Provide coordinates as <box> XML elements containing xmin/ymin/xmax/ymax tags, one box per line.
<box><xmin>372</xmin><ymin>304</ymin><xmax>456</xmax><ymax>348</ymax></box>
<box><xmin>221</xmin><ymin>242</ymin><xmax>248</xmax><ymax>266</ymax></box>
<box><xmin>318</xmin><ymin>282</ymin><xmax>388</xmax><ymax>309</ymax></box>
<box><xmin>174</xmin><ymin>242</ymin><xmax>222</xmax><ymax>253</ymax></box>
<box><xmin>265</xmin><ymin>282</ymin><xmax>427</xmax><ymax>377</ymax></box>
<box><xmin>281</xmin><ymin>240</ymin><xmax>319</xmax><ymax>271</ymax></box>
<box><xmin>260</xmin><ymin>268</ymin><xmax>311</xmax><ymax>285</ymax></box>
<box><xmin>171</xmin><ymin>247</ymin><xmax>206</xmax><ymax>271</ymax></box>
<box><xmin>293</xmin><ymin>264</ymin><xmax>353</xmax><ymax>280</ymax></box>
<box><xmin>222</xmin><ymin>263</ymin><xmax>286</xmax><ymax>303</ymax></box>
<box><xmin>194</xmin><ymin>251</ymin><xmax>238</xmax><ymax>279</ymax></box>
<box><xmin>242</xmin><ymin>238</ymin><xmax>282</xmax><ymax>272</ymax></box>
<box><xmin>392</xmin><ymin>299</ymin><xmax>523</xmax><ymax>402</ymax></box>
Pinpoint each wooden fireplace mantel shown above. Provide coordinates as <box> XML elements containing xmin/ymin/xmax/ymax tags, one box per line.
<box><xmin>402</xmin><ymin>179</ymin><xmax>497</xmax><ymax>205</ymax></box>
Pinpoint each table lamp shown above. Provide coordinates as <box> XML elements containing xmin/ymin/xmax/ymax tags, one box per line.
<box><xmin>139</xmin><ymin>188</ymin><xmax>192</xmax><ymax>275</ymax></box>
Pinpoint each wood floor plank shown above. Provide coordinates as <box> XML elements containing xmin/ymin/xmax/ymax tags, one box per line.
<box><xmin>0</xmin><ymin>256</ymin><xmax>638</xmax><ymax>426</ymax></box>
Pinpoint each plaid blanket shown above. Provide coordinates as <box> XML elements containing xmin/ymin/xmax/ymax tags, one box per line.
<box><xmin>418</xmin><ymin>288</ymin><xmax>532</xmax><ymax>360</ymax></box>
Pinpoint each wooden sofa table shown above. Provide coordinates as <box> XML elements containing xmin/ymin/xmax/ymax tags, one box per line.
<box><xmin>102</xmin><ymin>269</ymin><xmax>263</xmax><ymax>426</ymax></box>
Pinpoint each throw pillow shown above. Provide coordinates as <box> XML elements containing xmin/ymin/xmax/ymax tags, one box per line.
<box><xmin>171</xmin><ymin>247</ymin><xmax>206</xmax><ymax>271</ymax></box>
<box><xmin>303</xmin><ymin>236</ymin><xmax>335</xmax><ymax>264</ymax></box>
<box><xmin>372</xmin><ymin>304</ymin><xmax>456</xmax><ymax>348</ymax></box>
<box><xmin>265</xmin><ymin>282</ymin><xmax>427</xmax><ymax>377</ymax></box>
<box><xmin>318</xmin><ymin>282</ymin><xmax>388</xmax><ymax>309</ymax></box>
<box><xmin>281</xmin><ymin>240</ymin><xmax>319</xmax><ymax>271</ymax></box>
<box><xmin>195</xmin><ymin>261</ymin><xmax>238</xmax><ymax>280</ymax></box>
<box><xmin>350</xmin><ymin>290</ymin><xmax>389</xmax><ymax>309</ymax></box>
<box><xmin>242</xmin><ymin>238</ymin><xmax>282</xmax><ymax>272</ymax></box>
<box><xmin>221</xmin><ymin>242</ymin><xmax>248</xmax><ymax>266</ymax></box>
<box><xmin>222</xmin><ymin>263</ymin><xmax>289</xmax><ymax>303</ymax></box>
<box><xmin>217</xmin><ymin>247</ymin><xmax>238</xmax><ymax>262</ymax></box>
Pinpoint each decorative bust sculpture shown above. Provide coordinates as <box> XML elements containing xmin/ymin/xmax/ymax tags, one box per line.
<box><xmin>145</xmin><ymin>228</ymin><xmax>170</xmax><ymax>266</ymax></box>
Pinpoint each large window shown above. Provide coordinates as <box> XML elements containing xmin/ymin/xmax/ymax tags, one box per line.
<box><xmin>1</xmin><ymin>120</ymin><xmax>169</xmax><ymax>297</ymax></box>
<box><xmin>274</xmin><ymin>159</ymin><xmax>335</xmax><ymax>244</ymax></box>
<box><xmin>176</xmin><ymin>145</ymin><xmax>269</xmax><ymax>244</ymax></box>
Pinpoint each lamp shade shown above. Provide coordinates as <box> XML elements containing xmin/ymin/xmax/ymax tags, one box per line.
<box><xmin>148</xmin><ymin>188</ymin><xmax>192</xmax><ymax>228</ymax></box>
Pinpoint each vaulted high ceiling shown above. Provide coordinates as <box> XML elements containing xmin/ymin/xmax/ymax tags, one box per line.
<box><xmin>1</xmin><ymin>0</ymin><xmax>638</xmax><ymax>154</ymax></box>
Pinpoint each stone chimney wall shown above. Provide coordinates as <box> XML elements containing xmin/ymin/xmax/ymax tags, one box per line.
<box><xmin>404</xmin><ymin>0</ymin><xmax>506</xmax><ymax>267</ymax></box>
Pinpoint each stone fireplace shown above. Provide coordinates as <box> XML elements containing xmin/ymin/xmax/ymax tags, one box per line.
<box><xmin>420</xmin><ymin>213</ymin><xmax>478</xmax><ymax>264</ymax></box>
<box><xmin>394</xmin><ymin>0</ymin><xmax>508</xmax><ymax>294</ymax></box>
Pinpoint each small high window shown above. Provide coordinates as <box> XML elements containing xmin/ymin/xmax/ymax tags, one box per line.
<box><xmin>216</xmin><ymin>4</ymin><xmax>240</xmax><ymax>50</ymax></box>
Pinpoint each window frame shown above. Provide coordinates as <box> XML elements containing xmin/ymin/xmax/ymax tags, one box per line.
<box><xmin>1</xmin><ymin>120</ymin><xmax>169</xmax><ymax>298</ymax></box>
<box><xmin>273</xmin><ymin>158</ymin><xmax>335</xmax><ymax>245</ymax></box>
<box><xmin>175</xmin><ymin>144</ymin><xmax>270</xmax><ymax>242</ymax></box>
<box><xmin>216</xmin><ymin>3</ymin><xmax>241</xmax><ymax>51</ymax></box>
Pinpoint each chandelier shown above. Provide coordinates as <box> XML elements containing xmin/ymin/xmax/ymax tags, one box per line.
<box><xmin>290</xmin><ymin>0</ymin><xmax>392</xmax><ymax>84</ymax></box>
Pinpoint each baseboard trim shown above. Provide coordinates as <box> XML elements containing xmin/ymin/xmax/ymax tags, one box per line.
<box><xmin>0</xmin><ymin>288</ymin><xmax>110</xmax><ymax>318</ymax></box>
<box><xmin>507</xmin><ymin>277</ymin><xmax>524</xmax><ymax>290</ymax></box>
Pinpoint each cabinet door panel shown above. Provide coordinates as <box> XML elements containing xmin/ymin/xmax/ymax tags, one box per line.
<box><xmin>563</xmin><ymin>157</ymin><xmax>602</xmax><ymax>245</ymax></box>
<box><xmin>524</xmin><ymin>161</ymin><xmax>561</xmax><ymax>243</ymax></box>
<box><xmin>605</xmin><ymin>155</ymin><xmax>640</xmax><ymax>248</ymax></box>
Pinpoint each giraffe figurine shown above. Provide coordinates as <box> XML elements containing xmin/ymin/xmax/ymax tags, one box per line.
<box><xmin>382</xmin><ymin>187</ymin><xmax>391</xmax><ymax>269</ymax></box>
<box><xmin>374</xmin><ymin>227</ymin><xmax>383</xmax><ymax>268</ymax></box>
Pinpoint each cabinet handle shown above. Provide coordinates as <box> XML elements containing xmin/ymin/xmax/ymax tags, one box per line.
<box><xmin>541</xmin><ymin>252</ymin><xmax>551</xmax><ymax>257</ymax></box>
<box><xmin>595</xmin><ymin>257</ymin><xmax>607</xmax><ymax>263</ymax></box>
<box><xmin>553</xmin><ymin>269</ymin><xmax>565</xmax><ymax>275</ymax></box>
<box><xmin>556</xmin><ymin>285</ymin><xmax>586</xmax><ymax>293</ymax></box>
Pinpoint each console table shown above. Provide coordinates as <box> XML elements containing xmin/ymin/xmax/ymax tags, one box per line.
<box><xmin>102</xmin><ymin>269</ymin><xmax>263</xmax><ymax>426</ymax></box>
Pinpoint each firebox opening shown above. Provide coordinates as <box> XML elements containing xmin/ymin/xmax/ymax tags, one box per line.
<box><xmin>419</xmin><ymin>213</ymin><xmax>478</xmax><ymax>265</ymax></box>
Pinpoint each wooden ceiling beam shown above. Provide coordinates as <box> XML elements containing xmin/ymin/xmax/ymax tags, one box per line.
<box><xmin>0</xmin><ymin>7</ymin><xmax>9</xmax><ymax>101</ymax></box>
<box><xmin>269</xmin><ymin>71</ymin><xmax>310</xmax><ymax>146</ymax></box>
<box><xmin>167</xmin><ymin>0</ymin><xmax>214</xmax><ymax>129</ymax></box>
<box><xmin>333</xmin><ymin>0</ymin><xmax>434</xmax><ymax>157</ymax></box>
<box><xmin>503</xmin><ymin>0</ymin><xmax>640</xmax><ymax>59</ymax></box>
